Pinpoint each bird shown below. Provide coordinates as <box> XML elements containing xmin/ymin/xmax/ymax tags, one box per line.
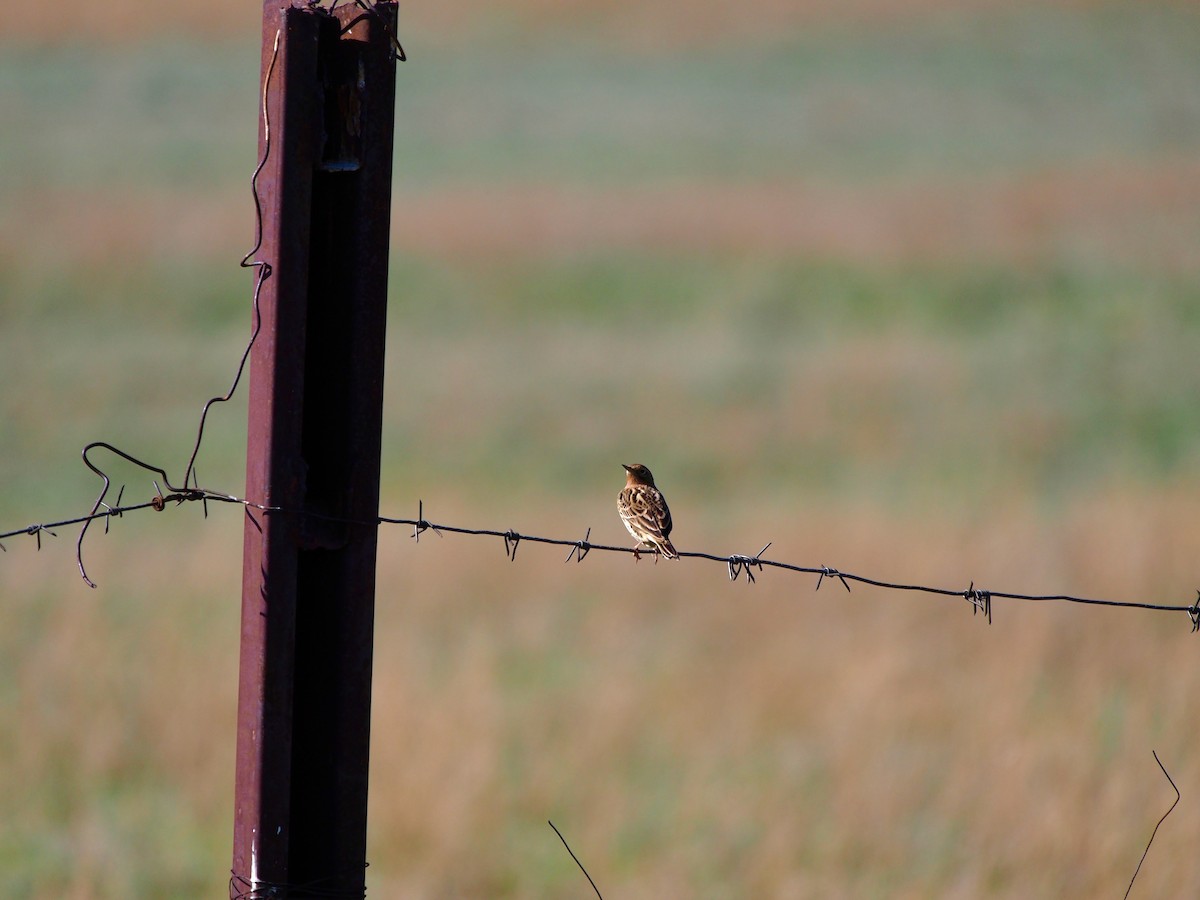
<box><xmin>617</xmin><ymin>463</ymin><xmax>678</xmax><ymax>560</ymax></box>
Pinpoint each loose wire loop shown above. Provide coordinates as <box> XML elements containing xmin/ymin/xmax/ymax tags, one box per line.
<box><xmin>70</xmin><ymin>27</ymin><xmax>282</xmax><ymax>588</ymax></box>
<box><xmin>182</xmin><ymin>24</ymin><xmax>280</xmax><ymax>492</ymax></box>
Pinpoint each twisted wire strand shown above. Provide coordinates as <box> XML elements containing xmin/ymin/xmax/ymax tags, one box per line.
<box><xmin>6</xmin><ymin>486</ymin><xmax>1196</xmax><ymax>632</ymax></box>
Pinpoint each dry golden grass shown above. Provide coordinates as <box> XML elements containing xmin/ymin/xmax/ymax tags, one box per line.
<box><xmin>368</xmin><ymin>481</ymin><xmax>1200</xmax><ymax>896</ymax></box>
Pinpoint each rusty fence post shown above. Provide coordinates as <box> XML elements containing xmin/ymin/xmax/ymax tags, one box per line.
<box><xmin>231</xmin><ymin>2</ymin><xmax>398</xmax><ymax>897</ymax></box>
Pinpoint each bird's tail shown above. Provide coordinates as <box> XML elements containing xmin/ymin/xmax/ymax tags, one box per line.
<box><xmin>658</xmin><ymin>539</ymin><xmax>679</xmax><ymax>560</ymax></box>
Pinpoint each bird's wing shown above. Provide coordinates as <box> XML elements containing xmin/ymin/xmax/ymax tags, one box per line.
<box><xmin>621</xmin><ymin>486</ymin><xmax>672</xmax><ymax>539</ymax></box>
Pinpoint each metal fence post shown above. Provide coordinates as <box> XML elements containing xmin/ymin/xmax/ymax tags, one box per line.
<box><xmin>231</xmin><ymin>3</ymin><xmax>397</xmax><ymax>896</ymax></box>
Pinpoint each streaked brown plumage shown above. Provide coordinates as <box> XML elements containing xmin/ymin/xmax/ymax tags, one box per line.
<box><xmin>618</xmin><ymin>463</ymin><xmax>678</xmax><ymax>560</ymax></box>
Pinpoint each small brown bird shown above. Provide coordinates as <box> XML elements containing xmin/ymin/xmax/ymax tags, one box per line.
<box><xmin>617</xmin><ymin>463</ymin><xmax>678</xmax><ymax>560</ymax></box>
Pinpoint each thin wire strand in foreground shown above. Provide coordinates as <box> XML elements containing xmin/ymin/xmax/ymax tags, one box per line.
<box><xmin>549</xmin><ymin>820</ymin><xmax>603</xmax><ymax>900</ymax></box>
<box><xmin>1123</xmin><ymin>751</ymin><xmax>1181</xmax><ymax>900</ymax></box>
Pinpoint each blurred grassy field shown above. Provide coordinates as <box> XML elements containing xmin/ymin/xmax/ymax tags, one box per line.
<box><xmin>3</xmin><ymin>2</ymin><xmax>1200</xmax><ymax>897</ymax></box>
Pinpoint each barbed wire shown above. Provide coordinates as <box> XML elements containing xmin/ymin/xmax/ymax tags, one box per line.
<box><xmin>4</xmin><ymin>482</ymin><xmax>1199</xmax><ymax>634</ymax></box>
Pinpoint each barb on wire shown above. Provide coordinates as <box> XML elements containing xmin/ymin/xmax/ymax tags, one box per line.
<box><xmin>100</xmin><ymin>484</ymin><xmax>125</xmax><ymax>534</ymax></box>
<box><xmin>151</xmin><ymin>480</ymin><xmax>167</xmax><ymax>511</ymax></box>
<box><xmin>1124</xmin><ymin>751</ymin><xmax>1180</xmax><ymax>900</ymax></box>
<box><xmin>564</xmin><ymin>527</ymin><xmax>592</xmax><ymax>563</ymax></box>
<box><xmin>191</xmin><ymin>468</ymin><xmax>209</xmax><ymax>519</ymax></box>
<box><xmin>548</xmin><ymin>820</ymin><xmax>603</xmax><ymax>900</ymax></box>
<box><xmin>815</xmin><ymin>565</ymin><xmax>852</xmax><ymax>593</ymax></box>
<box><xmin>400</xmin><ymin>499</ymin><xmax>441</xmax><ymax>543</ymax></box>
<box><xmin>728</xmin><ymin>542</ymin><xmax>772</xmax><ymax>584</ymax></box>
<box><xmin>504</xmin><ymin>530</ymin><xmax>522</xmax><ymax>561</ymax></box>
<box><xmin>24</xmin><ymin>523</ymin><xmax>58</xmax><ymax>551</ymax></box>
<box><xmin>964</xmin><ymin>581</ymin><xmax>993</xmax><ymax>625</ymax></box>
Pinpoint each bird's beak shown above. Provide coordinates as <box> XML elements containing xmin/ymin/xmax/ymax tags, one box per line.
<box><xmin>622</xmin><ymin>464</ymin><xmax>632</xmax><ymax>472</ymax></box>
